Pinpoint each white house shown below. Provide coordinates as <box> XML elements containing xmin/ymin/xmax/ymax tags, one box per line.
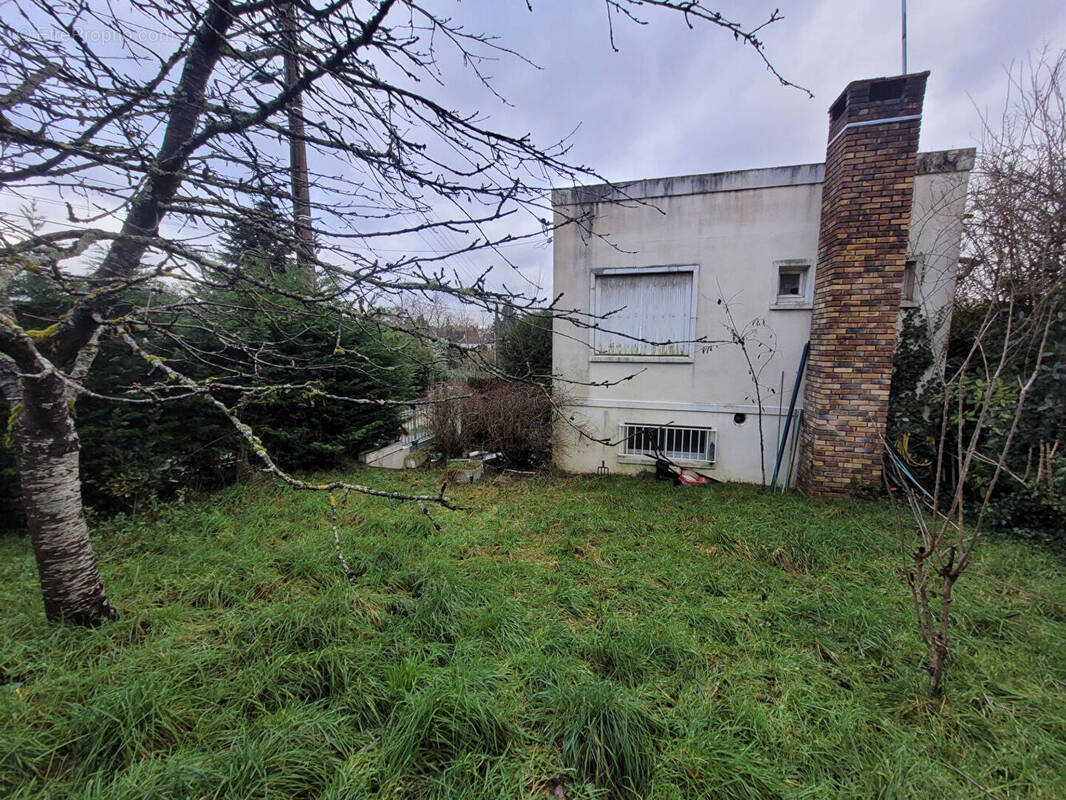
<box><xmin>551</xmin><ymin>73</ymin><xmax>974</xmax><ymax>492</ymax></box>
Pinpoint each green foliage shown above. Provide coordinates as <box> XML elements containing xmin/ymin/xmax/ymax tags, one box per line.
<box><xmin>888</xmin><ymin>302</ymin><xmax>1066</xmax><ymax>539</ymax></box>
<box><xmin>0</xmin><ymin>408</ymin><xmax>20</xmax><ymax>526</ymax></box>
<box><xmin>81</xmin><ymin>336</ymin><xmax>237</xmax><ymax>513</ymax></box>
<box><xmin>887</xmin><ymin>309</ymin><xmax>937</xmax><ymax>481</ymax></box>
<box><xmin>0</xmin><ymin>273</ymin><xmax>231</xmax><ymax>517</ymax></box>
<box><xmin>946</xmin><ymin>298</ymin><xmax>1066</xmax><ymax>539</ymax></box>
<box><xmin>233</xmin><ymin>318</ymin><xmax>424</xmax><ymax>472</ymax></box>
<box><xmin>960</xmin><ymin>376</ymin><xmax>1066</xmax><ymax>537</ymax></box>
<box><xmin>198</xmin><ymin>211</ymin><xmax>430</xmax><ymax>472</ymax></box>
<box><xmin>495</xmin><ymin>309</ymin><xmax>552</xmax><ymax>385</ymax></box>
<box><xmin>2</xmin><ymin>471</ymin><xmax>1065</xmax><ymax>798</ymax></box>
<box><xmin>1</xmin><ymin>210</ymin><xmax>434</xmax><ymax>515</ymax></box>
<box><xmin>218</xmin><ymin>200</ymin><xmax>292</xmax><ymax>278</ymax></box>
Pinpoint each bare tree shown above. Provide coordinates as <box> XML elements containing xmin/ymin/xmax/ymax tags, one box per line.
<box><xmin>886</xmin><ymin>50</ymin><xmax>1064</xmax><ymax>698</ymax></box>
<box><xmin>710</xmin><ymin>285</ymin><xmax>778</xmax><ymax>486</ymax></box>
<box><xmin>0</xmin><ymin>1</ymin><xmax>803</xmax><ymax>624</ymax></box>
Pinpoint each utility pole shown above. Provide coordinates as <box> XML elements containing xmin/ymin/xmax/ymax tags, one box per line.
<box><xmin>280</xmin><ymin>1</ymin><xmax>317</xmax><ymax>291</ymax></box>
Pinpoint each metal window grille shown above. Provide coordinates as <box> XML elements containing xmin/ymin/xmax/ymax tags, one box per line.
<box><xmin>776</xmin><ymin>264</ymin><xmax>808</xmax><ymax>299</ymax></box>
<box><xmin>620</xmin><ymin>423</ymin><xmax>716</xmax><ymax>463</ymax></box>
<box><xmin>778</xmin><ymin>270</ymin><xmax>803</xmax><ymax>296</ymax></box>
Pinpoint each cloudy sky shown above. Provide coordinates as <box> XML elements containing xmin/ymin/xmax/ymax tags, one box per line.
<box><xmin>4</xmin><ymin>0</ymin><xmax>1063</xmax><ymax>308</ymax></box>
<box><xmin>427</xmin><ymin>0</ymin><xmax>1066</xmax><ymax>295</ymax></box>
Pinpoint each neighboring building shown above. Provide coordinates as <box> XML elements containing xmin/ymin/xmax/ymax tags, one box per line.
<box><xmin>551</xmin><ymin>72</ymin><xmax>974</xmax><ymax>493</ymax></box>
<box><xmin>455</xmin><ymin>327</ymin><xmax>495</xmax><ymax>352</ymax></box>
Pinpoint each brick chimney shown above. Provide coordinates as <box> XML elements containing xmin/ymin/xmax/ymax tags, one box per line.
<box><xmin>798</xmin><ymin>73</ymin><xmax>929</xmax><ymax>495</ymax></box>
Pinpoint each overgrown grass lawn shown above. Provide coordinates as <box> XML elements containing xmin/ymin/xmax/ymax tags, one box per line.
<box><xmin>2</xmin><ymin>470</ymin><xmax>1064</xmax><ymax>798</ymax></box>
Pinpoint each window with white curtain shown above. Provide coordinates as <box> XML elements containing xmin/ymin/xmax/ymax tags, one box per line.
<box><xmin>591</xmin><ymin>266</ymin><xmax>696</xmax><ymax>359</ymax></box>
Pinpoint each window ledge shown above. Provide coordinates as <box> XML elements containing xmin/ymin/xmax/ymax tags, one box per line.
<box><xmin>590</xmin><ymin>354</ymin><xmax>694</xmax><ymax>364</ymax></box>
<box><xmin>899</xmin><ymin>299</ymin><xmax>920</xmax><ymax>309</ymax></box>
<box><xmin>618</xmin><ymin>455</ymin><xmax>715</xmax><ymax>467</ymax></box>
<box><xmin>769</xmin><ymin>300</ymin><xmax>812</xmax><ymax>311</ymax></box>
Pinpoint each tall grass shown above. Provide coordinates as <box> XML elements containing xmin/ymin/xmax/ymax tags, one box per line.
<box><xmin>1</xmin><ymin>471</ymin><xmax>1064</xmax><ymax>798</ymax></box>
<box><xmin>540</xmin><ymin>677</ymin><xmax>655</xmax><ymax>797</ymax></box>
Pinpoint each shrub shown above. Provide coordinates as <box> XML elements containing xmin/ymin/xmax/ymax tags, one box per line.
<box><xmin>233</xmin><ymin>319</ymin><xmax>423</xmax><ymax>472</ymax></box>
<box><xmin>421</xmin><ymin>376</ymin><xmax>569</xmax><ymax>466</ymax></box>
<box><xmin>944</xmin><ymin>296</ymin><xmax>1066</xmax><ymax>539</ymax></box>
<box><xmin>424</xmin><ymin>381</ymin><xmax>475</xmax><ymax>459</ymax></box>
<box><xmin>887</xmin><ymin>308</ymin><xmax>938</xmax><ymax>484</ymax></box>
<box><xmin>888</xmin><ymin>302</ymin><xmax>1066</xmax><ymax>540</ymax></box>
<box><xmin>471</xmin><ymin>381</ymin><xmax>553</xmax><ymax>467</ymax></box>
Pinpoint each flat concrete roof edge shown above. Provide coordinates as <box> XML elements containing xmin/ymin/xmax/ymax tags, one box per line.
<box><xmin>915</xmin><ymin>147</ymin><xmax>977</xmax><ymax>176</ymax></box>
<box><xmin>552</xmin><ymin>148</ymin><xmax>977</xmax><ymax>207</ymax></box>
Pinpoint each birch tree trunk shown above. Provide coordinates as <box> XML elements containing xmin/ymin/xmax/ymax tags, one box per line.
<box><xmin>5</xmin><ymin>372</ymin><xmax>116</xmax><ymax>625</ymax></box>
<box><xmin>0</xmin><ymin>0</ymin><xmax>236</xmax><ymax>624</ymax></box>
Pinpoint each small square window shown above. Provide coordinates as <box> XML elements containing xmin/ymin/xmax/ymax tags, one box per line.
<box><xmin>771</xmin><ymin>261</ymin><xmax>811</xmax><ymax>308</ymax></box>
<box><xmin>778</xmin><ymin>270</ymin><xmax>803</xmax><ymax>297</ymax></box>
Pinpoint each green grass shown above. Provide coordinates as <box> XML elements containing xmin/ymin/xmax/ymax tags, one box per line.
<box><xmin>1</xmin><ymin>469</ymin><xmax>1064</xmax><ymax>799</ymax></box>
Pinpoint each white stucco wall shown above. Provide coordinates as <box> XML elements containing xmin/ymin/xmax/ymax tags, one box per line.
<box><xmin>552</xmin><ymin>150</ymin><xmax>973</xmax><ymax>484</ymax></box>
<box><xmin>906</xmin><ymin>155</ymin><xmax>973</xmax><ymax>357</ymax></box>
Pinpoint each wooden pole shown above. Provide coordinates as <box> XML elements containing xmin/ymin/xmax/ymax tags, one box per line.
<box><xmin>280</xmin><ymin>1</ymin><xmax>316</xmax><ymax>290</ymax></box>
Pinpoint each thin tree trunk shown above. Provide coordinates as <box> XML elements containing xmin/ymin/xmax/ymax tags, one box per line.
<box><xmin>928</xmin><ymin>576</ymin><xmax>954</xmax><ymax>698</ymax></box>
<box><xmin>8</xmin><ymin>376</ymin><xmax>116</xmax><ymax>625</ymax></box>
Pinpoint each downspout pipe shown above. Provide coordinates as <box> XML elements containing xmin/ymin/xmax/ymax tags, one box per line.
<box><xmin>770</xmin><ymin>341</ymin><xmax>810</xmax><ymax>491</ymax></box>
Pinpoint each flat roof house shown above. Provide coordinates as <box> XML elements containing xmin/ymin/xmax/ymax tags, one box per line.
<box><xmin>551</xmin><ymin>72</ymin><xmax>975</xmax><ymax>494</ymax></box>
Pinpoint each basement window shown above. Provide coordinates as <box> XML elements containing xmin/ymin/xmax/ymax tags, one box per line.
<box><xmin>590</xmin><ymin>266</ymin><xmax>697</xmax><ymax>361</ymax></box>
<box><xmin>619</xmin><ymin>423</ymin><xmax>716</xmax><ymax>464</ymax></box>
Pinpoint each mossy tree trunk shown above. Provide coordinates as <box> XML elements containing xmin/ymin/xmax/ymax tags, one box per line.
<box><xmin>3</xmin><ymin>369</ymin><xmax>116</xmax><ymax>625</ymax></box>
<box><xmin>0</xmin><ymin>0</ymin><xmax>238</xmax><ymax>625</ymax></box>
